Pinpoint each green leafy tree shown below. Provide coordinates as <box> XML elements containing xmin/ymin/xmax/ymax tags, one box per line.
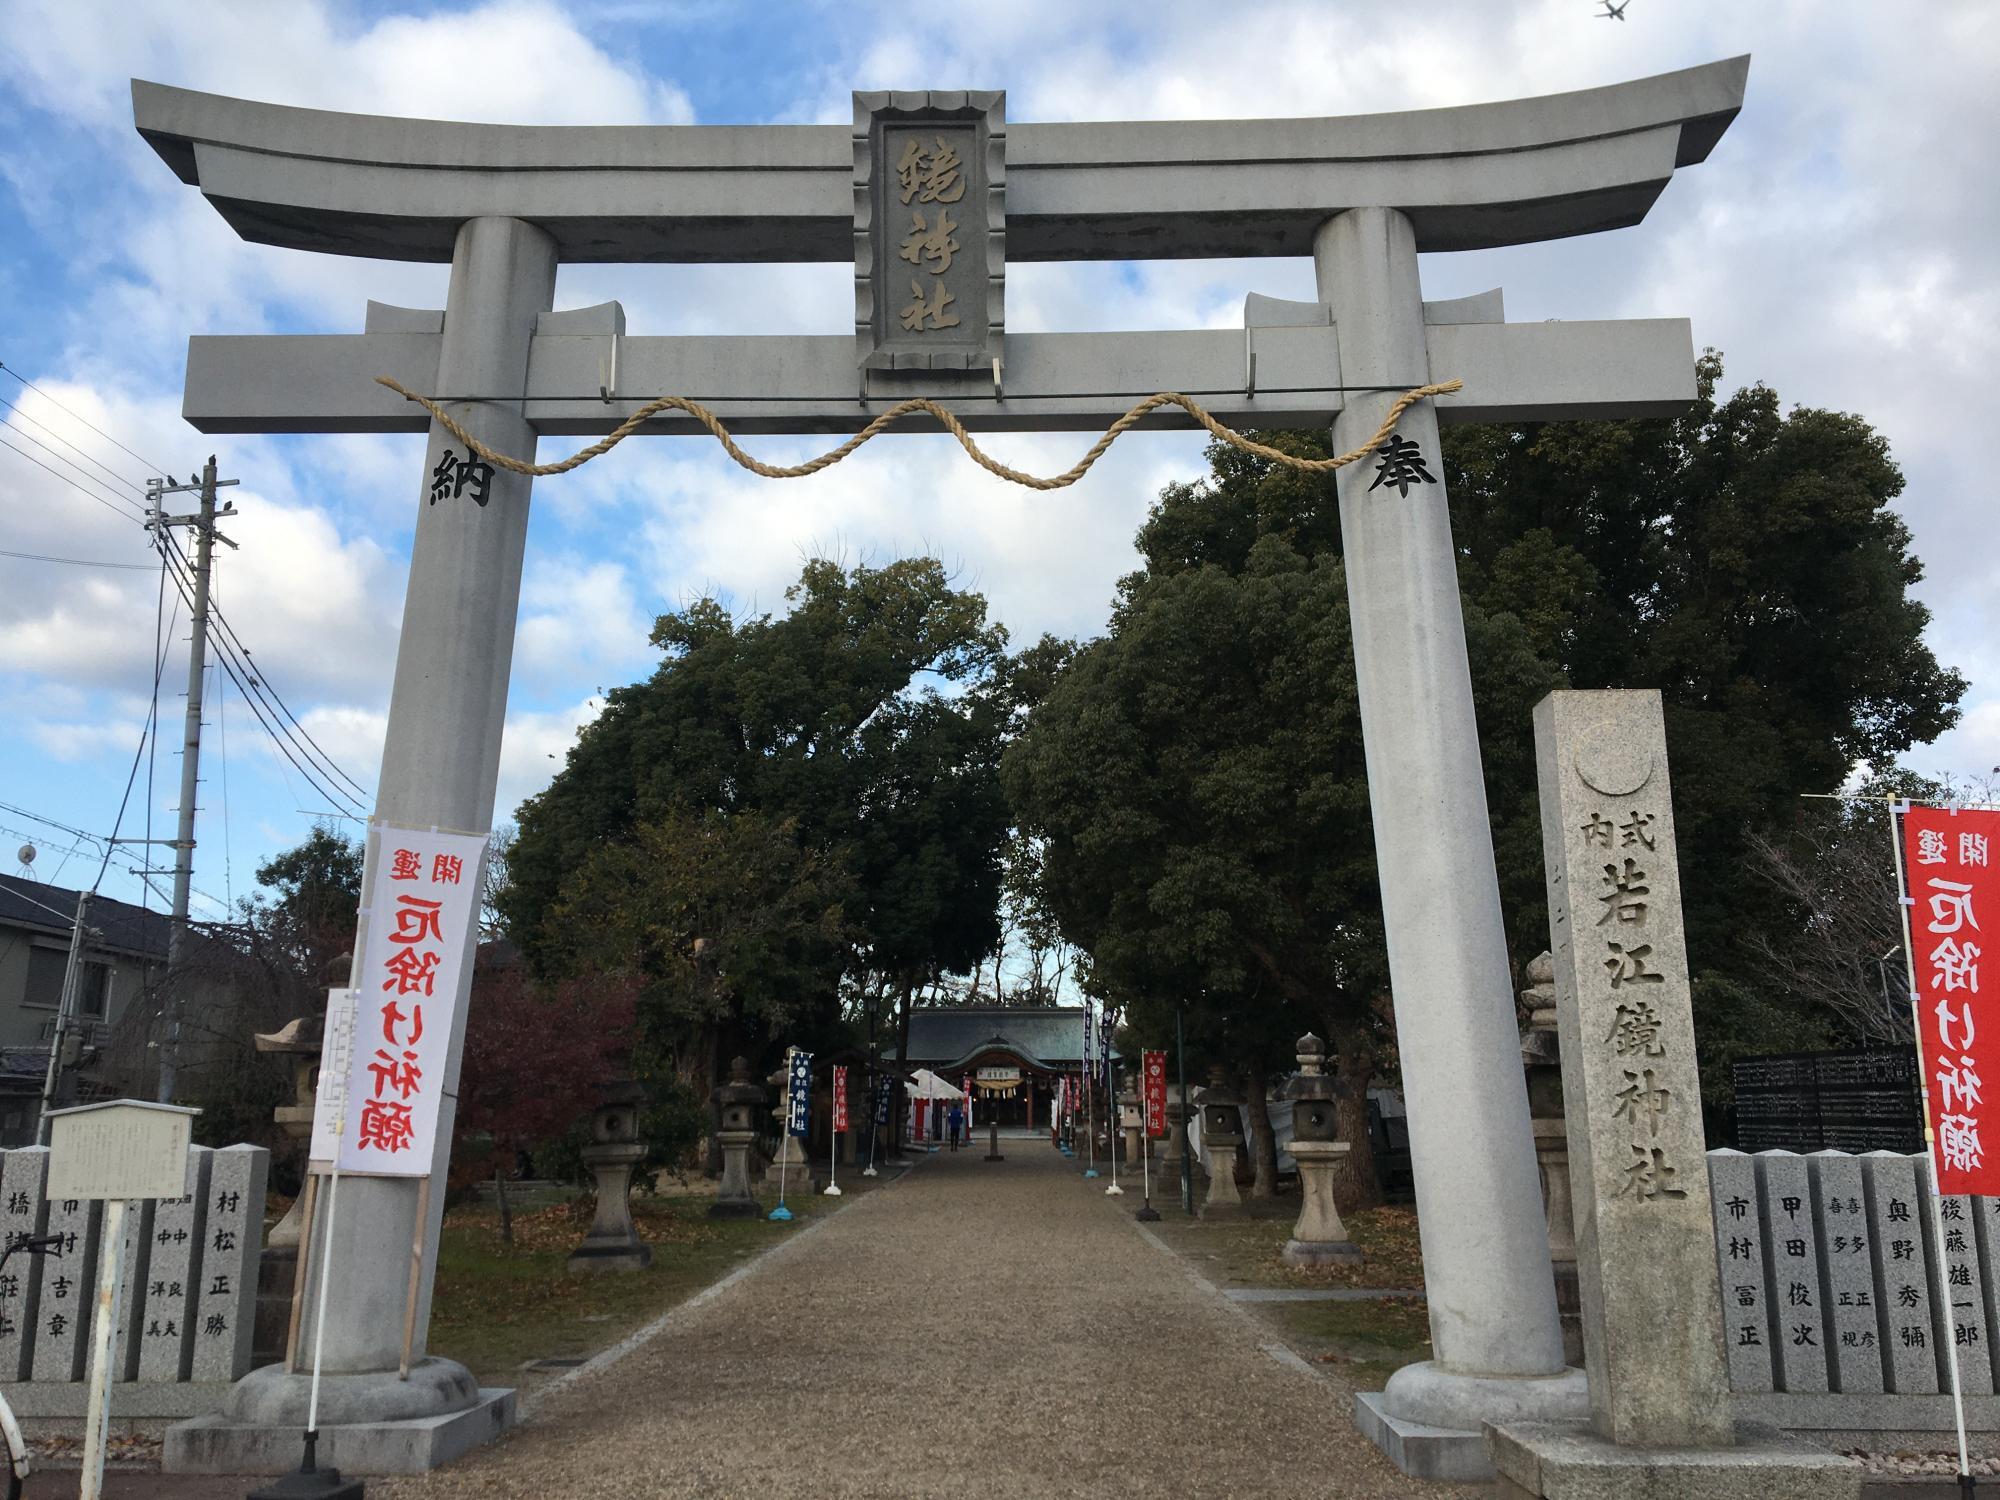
<box><xmin>548</xmin><ymin>808</ymin><xmax>854</xmax><ymax>1090</ymax></box>
<box><xmin>502</xmin><ymin>558</ymin><xmax>1019</xmax><ymax>1114</ymax></box>
<box><xmin>1008</xmin><ymin>353</ymin><xmax>1963</xmax><ymax>1189</ymax></box>
<box><xmin>241</xmin><ymin>824</ymin><xmax>364</xmax><ymax>988</ymax></box>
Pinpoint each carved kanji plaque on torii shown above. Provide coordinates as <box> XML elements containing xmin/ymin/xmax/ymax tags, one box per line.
<box><xmin>853</xmin><ymin>90</ymin><xmax>1005</xmax><ymax>373</ymax></box>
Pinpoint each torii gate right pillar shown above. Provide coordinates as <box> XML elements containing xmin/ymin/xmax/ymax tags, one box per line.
<box><xmin>1319</xmin><ymin>207</ymin><xmax>1588</xmax><ymax>1457</ymax></box>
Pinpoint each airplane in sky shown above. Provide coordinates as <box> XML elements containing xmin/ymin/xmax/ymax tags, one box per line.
<box><xmin>1598</xmin><ymin>0</ymin><xmax>1630</xmax><ymax>18</ymax></box>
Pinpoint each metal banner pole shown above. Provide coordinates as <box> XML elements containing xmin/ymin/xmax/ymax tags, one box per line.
<box><xmin>1084</xmin><ymin>1054</ymin><xmax>1099</xmax><ymax>1179</ymax></box>
<box><xmin>825</xmin><ymin>1069</ymin><xmax>843</xmax><ymax>1197</ymax></box>
<box><xmin>1888</xmin><ymin>797</ymin><xmax>1974</xmax><ymax>1494</ymax></box>
<box><xmin>399</xmin><ymin>1176</ymin><xmax>432</xmax><ymax>1377</ymax></box>
<box><xmin>863</xmin><ymin>1077</ymin><xmax>881</xmax><ymax>1179</ymax></box>
<box><xmin>1106</xmin><ymin>1070</ymin><xmax>1124</xmax><ymax>1196</ymax></box>
<box><xmin>1176</xmin><ymin>1006</ymin><xmax>1193</xmax><ymax>1216</ymax></box>
<box><xmin>1136</xmin><ymin>1125</ymin><xmax>1158</xmax><ymax>1223</ymax></box>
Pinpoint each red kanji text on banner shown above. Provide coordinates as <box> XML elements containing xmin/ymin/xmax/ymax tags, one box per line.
<box><xmin>1143</xmin><ymin>1049</ymin><xmax>1167</xmax><ymax>1139</ymax></box>
<box><xmin>1901</xmin><ymin>804</ymin><xmax>2000</xmax><ymax>1196</ymax></box>
<box><xmin>833</xmin><ymin>1066</ymin><xmax>849</xmax><ymax>1133</ymax></box>
<box><xmin>315</xmin><ymin>823</ymin><xmax>488</xmax><ymax>1177</ymax></box>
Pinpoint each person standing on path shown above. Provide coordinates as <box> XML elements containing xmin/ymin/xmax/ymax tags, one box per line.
<box><xmin>946</xmin><ymin>1101</ymin><xmax>963</xmax><ymax>1151</ymax></box>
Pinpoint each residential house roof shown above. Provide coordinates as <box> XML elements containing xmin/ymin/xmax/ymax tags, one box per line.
<box><xmin>0</xmin><ymin>874</ymin><xmax>174</xmax><ymax>961</ymax></box>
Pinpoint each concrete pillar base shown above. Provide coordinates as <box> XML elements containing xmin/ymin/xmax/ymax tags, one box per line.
<box><xmin>167</xmin><ymin>1385</ymin><xmax>516</xmax><ymax>1476</ymax></box>
<box><xmin>1486</xmin><ymin>1418</ymin><xmax>1861</xmax><ymax>1499</ymax></box>
<box><xmin>1358</xmin><ymin>1366</ymin><xmax>1588</xmax><ymax>1480</ymax></box>
<box><xmin>1383</xmin><ymin>1360</ymin><xmax>1587</xmax><ymax>1433</ymax></box>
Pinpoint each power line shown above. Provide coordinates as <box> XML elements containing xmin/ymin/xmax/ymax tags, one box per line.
<box><xmin>86</xmin><ymin>551</ymin><xmax>178</xmax><ymax>897</ymax></box>
<box><xmin>215</xmin><ymin>657</ymin><xmax>234</xmax><ymax>911</ymax></box>
<box><xmin>156</xmin><ymin>538</ymin><xmax>369</xmax><ymax>819</ymax></box>
<box><xmin>161</xmin><ymin>526</ymin><xmax>374</xmax><ymax>802</ymax></box>
<box><xmin>0</xmin><ymin>546</ymin><xmax>154</xmax><ymax>571</ymax></box>
<box><xmin>6</xmin><ymin>367</ymin><xmax>374</xmax><ymax>811</ymax></box>
<box><xmin>0</xmin><ymin>433</ymin><xmax>148</xmax><ymax>525</ymax></box>
<box><xmin>0</xmin><ymin>360</ymin><xmax>169</xmax><ymax>475</ymax></box>
<box><xmin>0</xmin><ymin>392</ymin><xmax>151</xmax><ymax>498</ymax></box>
<box><xmin>0</xmin><ymin>420</ymin><xmax>149</xmax><ymax>519</ymax></box>
<box><xmin>159</xmin><ymin>536</ymin><xmax>364</xmax><ymax>814</ymax></box>
<box><xmin>158</xmin><ymin>532</ymin><xmax>373</xmax><ymax>811</ymax></box>
<box><xmin>0</xmin><ymin>801</ymin><xmax>106</xmax><ymax>849</ymax></box>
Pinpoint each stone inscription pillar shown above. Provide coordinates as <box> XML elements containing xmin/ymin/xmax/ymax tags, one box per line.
<box><xmin>1534</xmin><ymin>688</ymin><xmax>1730</xmax><ymax>1446</ymax></box>
<box><xmin>1315</xmin><ymin>208</ymin><xmax>1577</xmax><ymax>1433</ymax></box>
<box><xmin>294</xmin><ymin>215</ymin><xmax>557</xmax><ymax>1392</ymax></box>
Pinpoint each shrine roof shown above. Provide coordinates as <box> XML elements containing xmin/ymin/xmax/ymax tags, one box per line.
<box><xmin>897</xmin><ymin>1007</ymin><xmax>1120</xmax><ymax>1072</ymax></box>
<box><xmin>131</xmin><ymin>56</ymin><xmax>1747</xmax><ymax>263</ymax></box>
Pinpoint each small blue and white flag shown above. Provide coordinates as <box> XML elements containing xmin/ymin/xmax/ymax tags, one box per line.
<box><xmin>787</xmin><ymin>1048</ymin><xmax>813</xmax><ymax>1137</ymax></box>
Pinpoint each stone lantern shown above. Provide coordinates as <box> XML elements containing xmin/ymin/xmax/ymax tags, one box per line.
<box><xmin>1519</xmin><ymin>950</ymin><xmax>1582</xmax><ymax>1364</ymax></box>
<box><xmin>1198</xmin><ymin>1064</ymin><xmax>1246</xmax><ymax>1220</ymax></box>
<box><xmin>1282</xmin><ymin>1033</ymin><xmax>1362</xmax><ymax>1266</ymax></box>
<box><xmin>710</xmin><ymin>1056</ymin><xmax>766</xmax><ymax>1220</ymax></box>
<box><xmin>1117</xmin><ymin>1066</ymin><xmax>1143</xmax><ymax>1166</ymax></box>
<box><xmin>567</xmin><ymin>1079</ymin><xmax>651</xmax><ymax>1274</ymax></box>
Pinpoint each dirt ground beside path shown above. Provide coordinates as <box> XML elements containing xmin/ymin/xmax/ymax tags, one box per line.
<box><xmin>384</xmin><ymin>1146</ymin><xmax>1453</xmax><ymax>1500</ymax></box>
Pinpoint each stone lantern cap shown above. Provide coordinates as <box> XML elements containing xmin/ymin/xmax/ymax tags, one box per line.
<box><xmin>253</xmin><ymin>1016</ymin><xmax>319</xmax><ymax>1055</ymax></box>
<box><xmin>598</xmin><ymin>1078</ymin><xmax>648</xmax><ymax>1109</ymax></box>
<box><xmin>717</xmin><ymin>1055</ymin><xmax>767</xmax><ymax>1108</ymax></box>
<box><xmin>1290</xmin><ymin>1032</ymin><xmax>1339</xmax><ymax>1103</ymax></box>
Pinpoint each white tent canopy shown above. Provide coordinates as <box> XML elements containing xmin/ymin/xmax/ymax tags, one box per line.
<box><xmin>904</xmin><ymin>1068</ymin><xmax>965</xmax><ymax>1101</ymax></box>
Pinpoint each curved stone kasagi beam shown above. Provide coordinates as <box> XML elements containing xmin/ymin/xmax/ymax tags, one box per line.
<box><xmin>131</xmin><ymin>56</ymin><xmax>1746</xmax><ymax>264</ymax></box>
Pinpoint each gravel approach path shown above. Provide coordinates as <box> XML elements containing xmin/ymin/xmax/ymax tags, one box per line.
<box><xmin>386</xmin><ymin>1144</ymin><xmax>1451</xmax><ymax>1499</ymax></box>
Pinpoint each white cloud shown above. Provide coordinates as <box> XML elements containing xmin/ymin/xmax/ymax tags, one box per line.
<box><xmin>515</xmin><ymin>555</ymin><xmax>652</xmax><ymax>690</ymax></box>
<box><xmin>5</xmin><ymin>0</ymin><xmax>1997</xmax><ymax>909</ymax></box>
<box><xmin>495</xmin><ymin>695</ymin><xmax>605</xmax><ymax>820</ymax></box>
<box><xmin>26</xmin><ymin>718</ymin><xmax>146</xmax><ymax>763</ymax></box>
<box><xmin>1</xmin><ymin>0</ymin><xmax>693</xmax><ymax>134</ymax></box>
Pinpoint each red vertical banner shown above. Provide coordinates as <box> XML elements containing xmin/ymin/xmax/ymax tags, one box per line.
<box><xmin>833</xmin><ymin>1065</ymin><xmax>849</xmax><ymax>1132</ymax></box>
<box><xmin>1143</xmin><ymin>1049</ymin><xmax>1167</xmax><ymax>1138</ymax></box>
<box><xmin>1901</xmin><ymin>804</ymin><xmax>2000</xmax><ymax>1196</ymax></box>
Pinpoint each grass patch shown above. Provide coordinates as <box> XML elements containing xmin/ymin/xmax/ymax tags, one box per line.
<box><xmin>1262</xmin><ymin>1294</ymin><xmax>1434</xmax><ymax>1391</ymax></box>
<box><xmin>1147</xmin><ymin>1200</ymin><xmax>1425</xmax><ymax>1291</ymax></box>
<box><xmin>427</xmin><ymin>1173</ymin><xmax>878</xmax><ymax>1392</ymax></box>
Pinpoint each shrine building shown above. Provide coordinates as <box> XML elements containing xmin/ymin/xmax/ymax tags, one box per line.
<box><xmin>891</xmin><ymin>1007</ymin><xmax>1115</xmax><ymax>1131</ymax></box>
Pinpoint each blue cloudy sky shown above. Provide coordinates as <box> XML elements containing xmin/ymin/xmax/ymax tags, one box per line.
<box><xmin>1</xmin><ymin>0</ymin><xmax>1995</xmax><ymax>922</ymax></box>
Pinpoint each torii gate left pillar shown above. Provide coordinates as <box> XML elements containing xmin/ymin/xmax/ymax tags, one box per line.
<box><xmin>195</xmin><ymin>218</ymin><xmax>557</xmax><ymax>1461</ymax></box>
<box><xmin>134</xmin><ymin>59</ymin><xmax>1747</xmax><ymax>1476</ymax></box>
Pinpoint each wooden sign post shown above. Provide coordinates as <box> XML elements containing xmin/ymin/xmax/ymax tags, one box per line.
<box><xmin>46</xmin><ymin>1099</ymin><xmax>199</xmax><ymax>1500</ymax></box>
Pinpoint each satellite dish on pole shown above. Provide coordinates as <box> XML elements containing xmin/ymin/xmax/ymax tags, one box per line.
<box><xmin>15</xmin><ymin>844</ymin><xmax>34</xmax><ymax>869</ymax></box>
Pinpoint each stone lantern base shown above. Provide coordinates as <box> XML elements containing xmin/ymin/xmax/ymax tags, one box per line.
<box><xmin>710</xmin><ymin>1126</ymin><xmax>761</xmax><ymax>1219</ymax></box>
<box><xmin>568</xmin><ymin>1139</ymin><xmax>651</xmax><ymax>1274</ymax></box>
<box><xmin>1283</xmin><ymin>1138</ymin><xmax>1363</xmax><ymax>1265</ymax></box>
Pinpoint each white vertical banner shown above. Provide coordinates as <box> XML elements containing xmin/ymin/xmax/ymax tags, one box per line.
<box><xmin>308</xmin><ymin>989</ymin><xmax>360</xmax><ymax>1162</ymax></box>
<box><xmin>315</xmin><ymin>823</ymin><xmax>487</xmax><ymax>1176</ymax></box>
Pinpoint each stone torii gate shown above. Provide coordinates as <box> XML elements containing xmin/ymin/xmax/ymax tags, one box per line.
<box><xmin>134</xmin><ymin>58</ymin><xmax>1747</xmax><ymax>1474</ymax></box>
